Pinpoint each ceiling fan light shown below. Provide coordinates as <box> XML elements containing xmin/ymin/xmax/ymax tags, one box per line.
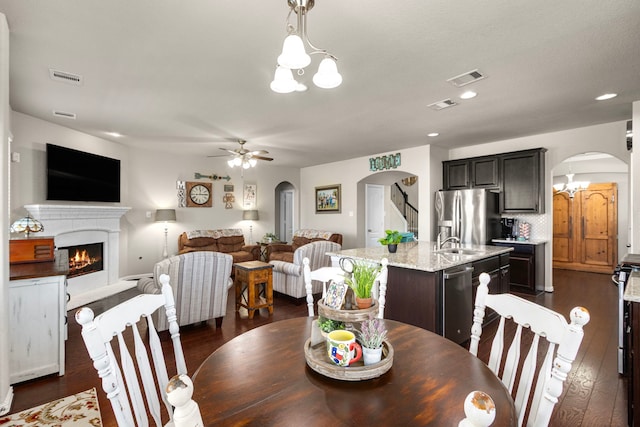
<box><xmin>233</xmin><ymin>157</ymin><xmax>242</xmax><ymax>166</ymax></box>
<box><xmin>249</xmin><ymin>158</ymin><xmax>258</xmax><ymax>167</ymax></box>
<box><xmin>270</xmin><ymin>66</ymin><xmax>297</xmax><ymax>93</ymax></box>
<box><xmin>313</xmin><ymin>57</ymin><xmax>342</xmax><ymax>89</ymax></box>
<box><xmin>242</xmin><ymin>161</ymin><xmax>251</xmax><ymax>169</ymax></box>
<box><xmin>227</xmin><ymin>159</ymin><xmax>235</xmax><ymax>168</ymax></box>
<box><xmin>277</xmin><ymin>34</ymin><xmax>311</xmax><ymax>69</ymax></box>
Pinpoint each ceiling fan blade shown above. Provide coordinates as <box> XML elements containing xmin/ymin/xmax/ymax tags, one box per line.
<box><xmin>252</xmin><ymin>155</ymin><xmax>274</xmax><ymax>161</ymax></box>
<box><xmin>219</xmin><ymin>148</ymin><xmax>239</xmax><ymax>155</ymax></box>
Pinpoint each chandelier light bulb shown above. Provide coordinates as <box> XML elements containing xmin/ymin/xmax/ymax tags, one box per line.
<box><xmin>277</xmin><ymin>34</ymin><xmax>311</xmax><ymax>69</ymax></box>
<box><xmin>312</xmin><ymin>57</ymin><xmax>342</xmax><ymax>89</ymax></box>
<box><xmin>270</xmin><ymin>66</ymin><xmax>297</xmax><ymax>93</ymax></box>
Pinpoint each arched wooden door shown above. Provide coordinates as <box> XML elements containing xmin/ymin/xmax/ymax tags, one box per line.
<box><xmin>553</xmin><ymin>183</ymin><xmax>617</xmax><ymax>273</ymax></box>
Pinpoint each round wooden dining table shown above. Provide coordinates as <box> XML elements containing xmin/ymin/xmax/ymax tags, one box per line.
<box><xmin>192</xmin><ymin>317</ymin><xmax>516</xmax><ymax>426</ymax></box>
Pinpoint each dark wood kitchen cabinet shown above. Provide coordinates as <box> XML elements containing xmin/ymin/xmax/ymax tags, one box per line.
<box><xmin>500</xmin><ymin>148</ymin><xmax>546</xmax><ymax>214</ymax></box>
<box><xmin>471</xmin><ymin>253</ymin><xmax>510</xmax><ymax>325</ymax></box>
<box><xmin>493</xmin><ymin>241</ymin><xmax>545</xmax><ymax>295</ymax></box>
<box><xmin>443</xmin><ymin>156</ymin><xmax>500</xmax><ymax>190</ymax></box>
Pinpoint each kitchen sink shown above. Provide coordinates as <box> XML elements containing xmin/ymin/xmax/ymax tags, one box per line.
<box><xmin>435</xmin><ymin>248</ymin><xmax>483</xmax><ymax>256</ymax></box>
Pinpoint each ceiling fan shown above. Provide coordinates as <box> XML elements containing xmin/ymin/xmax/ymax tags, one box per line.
<box><xmin>209</xmin><ymin>139</ymin><xmax>273</xmax><ymax>169</ymax></box>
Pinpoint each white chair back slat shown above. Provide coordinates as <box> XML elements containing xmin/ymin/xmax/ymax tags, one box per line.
<box><xmin>117</xmin><ymin>332</ymin><xmax>148</xmax><ymax>426</ymax></box>
<box><xmin>303</xmin><ymin>258</ymin><xmax>347</xmax><ymax>317</ymax></box>
<box><xmin>469</xmin><ymin>272</ymin><xmax>590</xmax><ymax>427</ymax></box>
<box><xmin>514</xmin><ymin>334</ymin><xmax>540</xmax><ymax>426</ymax></box>
<box><xmin>132</xmin><ymin>323</ymin><xmax>163</xmax><ymax>426</ymax></box>
<box><xmin>376</xmin><ymin>259</ymin><xmax>388</xmax><ymax>319</ymax></box>
<box><xmin>503</xmin><ymin>324</ymin><xmax>523</xmax><ymax>393</ymax></box>
<box><xmin>76</xmin><ymin>274</ymin><xmax>201</xmax><ymax>427</ymax></box>
<box><xmin>487</xmin><ymin>316</ymin><xmax>505</xmax><ymax>374</ymax></box>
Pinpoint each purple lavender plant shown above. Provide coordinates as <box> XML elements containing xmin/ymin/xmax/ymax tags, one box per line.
<box><xmin>358</xmin><ymin>315</ymin><xmax>388</xmax><ymax>349</ymax></box>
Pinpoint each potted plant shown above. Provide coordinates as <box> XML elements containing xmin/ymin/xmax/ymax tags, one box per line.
<box><xmin>345</xmin><ymin>260</ymin><xmax>381</xmax><ymax>309</ymax></box>
<box><xmin>263</xmin><ymin>232</ymin><xmax>279</xmax><ymax>243</ymax></box>
<box><xmin>378</xmin><ymin>230</ymin><xmax>403</xmax><ymax>253</ymax></box>
<box><xmin>358</xmin><ymin>315</ymin><xmax>388</xmax><ymax>365</ymax></box>
<box><xmin>317</xmin><ymin>316</ymin><xmax>345</xmax><ymax>337</ymax></box>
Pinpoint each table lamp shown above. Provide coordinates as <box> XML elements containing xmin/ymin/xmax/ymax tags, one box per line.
<box><xmin>155</xmin><ymin>209</ymin><xmax>176</xmax><ymax>258</ymax></box>
<box><xmin>10</xmin><ymin>215</ymin><xmax>44</xmax><ymax>237</ymax></box>
<box><xmin>242</xmin><ymin>210</ymin><xmax>259</xmax><ymax>244</ymax></box>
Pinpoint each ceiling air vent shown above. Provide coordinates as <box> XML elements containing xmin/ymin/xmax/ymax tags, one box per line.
<box><xmin>53</xmin><ymin>110</ymin><xmax>77</xmax><ymax>119</ymax></box>
<box><xmin>49</xmin><ymin>68</ymin><xmax>83</xmax><ymax>85</ymax></box>
<box><xmin>446</xmin><ymin>69</ymin><xmax>485</xmax><ymax>87</ymax></box>
<box><xmin>428</xmin><ymin>99</ymin><xmax>458</xmax><ymax>111</ymax></box>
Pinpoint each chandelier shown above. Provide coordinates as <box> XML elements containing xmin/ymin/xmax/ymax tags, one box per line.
<box><xmin>270</xmin><ymin>0</ymin><xmax>342</xmax><ymax>93</ymax></box>
<box><xmin>227</xmin><ymin>156</ymin><xmax>257</xmax><ymax>169</ymax></box>
<box><xmin>553</xmin><ymin>173</ymin><xmax>590</xmax><ymax>198</ymax></box>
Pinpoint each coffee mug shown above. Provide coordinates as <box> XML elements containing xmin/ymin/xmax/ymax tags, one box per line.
<box><xmin>327</xmin><ymin>330</ymin><xmax>362</xmax><ymax>366</ymax></box>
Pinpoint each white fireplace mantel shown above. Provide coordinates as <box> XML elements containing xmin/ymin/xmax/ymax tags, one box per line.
<box><xmin>24</xmin><ymin>204</ymin><xmax>131</xmax><ymax>298</ymax></box>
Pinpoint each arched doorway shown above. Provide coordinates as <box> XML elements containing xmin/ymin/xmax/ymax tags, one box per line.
<box><xmin>356</xmin><ymin>171</ymin><xmax>419</xmax><ymax>248</ymax></box>
<box><xmin>552</xmin><ymin>152</ymin><xmax>628</xmax><ymax>273</ymax></box>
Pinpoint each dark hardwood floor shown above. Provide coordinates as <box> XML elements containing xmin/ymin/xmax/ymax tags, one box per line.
<box><xmin>7</xmin><ymin>269</ymin><xmax>626</xmax><ymax>426</ymax></box>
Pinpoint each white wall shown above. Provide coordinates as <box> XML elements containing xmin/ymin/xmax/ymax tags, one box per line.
<box><xmin>632</xmin><ymin>101</ymin><xmax>639</xmax><ymax>252</ymax></box>
<box><xmin>449</xmin><ymin>120</ymin><xmax>630</xmax><ymax>291</ymax></box>
<box><xmin>8</xmin><ymin>112</ymin><xmax>300</xmax><ymax>276</ymax></box>
<box><xmin>0</xmin><ymin>13</ymin><xmax>12</xmax><ymax>415</ymax></box>
<box><xmin>300</xmin><ymin>144</ymin><xmax>443</xmax><ymax>249</ymax></box>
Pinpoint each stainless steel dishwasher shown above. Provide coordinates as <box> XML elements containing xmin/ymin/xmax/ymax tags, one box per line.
<box><xmin>442</xmin><ymin>265</ymin><xmax>474</xmax><ymax>344</ymax></box>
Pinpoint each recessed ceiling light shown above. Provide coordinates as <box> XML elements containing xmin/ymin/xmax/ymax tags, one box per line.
<box><xmin>428</xmin><ymin>132</ymin><xmax>439</xmax><ymax>137</ymax></box>
<box><xmin>595</xmin><ymin>93</ymin><xmax>617</xmax><ymax>101</ymax></box>
<box><xmin>105</xmin><ymin>132</ymin><xmax>122</xmax><ymax>138</ymax></box>
<box><xmin>459</xmin><ymin>91</ymin><xmax>477</xmax><ymax>100</ymax></box>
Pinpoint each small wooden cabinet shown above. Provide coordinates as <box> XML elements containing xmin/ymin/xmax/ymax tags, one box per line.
<box><xmin>443</xmin><ymin>156</ymin><xmax>500</xmax><ymax>190</ymax></box>
<box><xmin>493</xmin><ymin>241</ymin><xmax>545</xmax><ymax>294</ymax></box>
<box><xmin>9</xmin><ymin>237</ymin><xmax>55</xmax><ymax>263</ymax></box>
<box><xmin>9</xmin><ymin>274</ymin><xmax>66</xmax><ymax>383</ymax></box>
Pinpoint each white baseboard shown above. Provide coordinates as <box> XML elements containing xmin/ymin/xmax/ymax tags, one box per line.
<box><xmin>0</xmin><ymin>385</ymin><xmax>13</xmax><ymax>416</ymax></box>
<box><xmin>68</xmin><ymin>280</ymin><xmax>139</xmax><ymax>311</ymax></box>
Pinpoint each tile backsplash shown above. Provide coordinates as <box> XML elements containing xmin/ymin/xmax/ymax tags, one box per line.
<box><xmin>503</xmin><ymin>214</ymin><xmax>548</xmax><ymax>241</ymax></box>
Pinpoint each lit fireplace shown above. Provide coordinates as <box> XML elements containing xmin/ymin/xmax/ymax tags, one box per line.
<box><xmin>60</xmin><ymin>242</ymin><xmax>104</xmax><ymax>279</ymax></box>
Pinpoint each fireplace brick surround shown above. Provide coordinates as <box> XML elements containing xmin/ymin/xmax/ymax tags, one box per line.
<box><xmin>24</xmin><ymin>204</ymin><xmax>131</xmax><ymax>301</ymax></box>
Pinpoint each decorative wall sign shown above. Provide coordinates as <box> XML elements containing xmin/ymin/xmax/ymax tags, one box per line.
<box><xmin>315</xmin><ymin>184</ymin><xmax>341</xmax><ymax>213</ymax></box>
<box><xmin>369</xmin><ymin>153</ymin><xmax>401</xmax><ymax>171</ymax></box>
<box><xmin>224</xmin><ymin>184</ymin><xmax>234</xmax><ymax>192</ymax></box>
<box><xmin>177</xmin><ymin>180</ymin><xmax>186</xmax><ymax>207</ymax></box>
<box><xmin>194</xmin><ymin>172</ymin><xmax>231</xmax><ymax>181</ymax></box>
<box><xmin>223</xmin><ymin>192</ymin><xmax>235</xmax><ymax>209</ymax></box>
<box><xmin>243</xmin><ymin>184</ymin><xmax>257</xmax><ymax>209</ymax></box>
<box><xmin>186</xmin><ymin>181</ymin><xmax>213</xmax><ymax>207</ymax></box>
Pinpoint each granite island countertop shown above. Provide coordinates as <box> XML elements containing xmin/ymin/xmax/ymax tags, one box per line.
<box><xmin>624</xmin><ymin>271</ymin><xmax>640</xmax><ymax>303</ymax></box>
<box><xmin>327</xmin><ymin>241</ymin><xmax>513</xmax><ymax>273</ymax></box>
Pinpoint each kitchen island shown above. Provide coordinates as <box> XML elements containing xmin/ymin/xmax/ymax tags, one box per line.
<box><xmin>328</xmin><ymin>241</ymin><xmax>513</xmax><ymax>343</ymax></box>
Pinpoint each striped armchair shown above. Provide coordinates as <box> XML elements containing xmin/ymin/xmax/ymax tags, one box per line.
<box><xmin>137</xmin><ymin>251</ymin><xmax>233</xmax><ymax>330</ymax></box>
<box><xmin>270</xmin><ymin>241</ymin><xmax>342</xmax><ymax>299</ymax></box>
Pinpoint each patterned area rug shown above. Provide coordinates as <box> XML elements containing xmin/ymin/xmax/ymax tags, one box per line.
<box><xmin>0</xmin><ymin>388</ymin><xmax>102</xmax><ymax>426</ymax></box>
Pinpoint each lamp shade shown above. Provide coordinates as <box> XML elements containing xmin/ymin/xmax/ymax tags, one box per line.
<box><xmin>155</xmin><ymin>209</ymin><xmax>176</xmax><ymax>222</ymax></box>
<box><xmin>243</xmin><ymin>210</ymin><xmax>259</xmax><ymax>221</ymax></box>
<box><xmin>313</xmin><ymin>57</ymin><xmax>342</xmax><ymax>89</ymax></box>
<box><xmin>10</xmin><ymin>215</ymin><xmax>44</xmax><ymax>236</ymax></box>
<box><xmin>277</xmin><ymin>34</ymin><xmax>311</xmax><ymax>69</ymax></box>
<box><xmin>270</xmin><ymin>66</ymin><xmax>297</xmax><ymax>94</ymax></box>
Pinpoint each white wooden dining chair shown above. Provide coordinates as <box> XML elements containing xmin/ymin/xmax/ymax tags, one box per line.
<box><xmin>469</xmin><ymin>273</ymin><xmax>590</xmax><ymax>427</ymax></box>
<box><xmin>76</xmin><ymin>274</ymin><xmax>203</xmax><ymax>427</ymax></box>
<box><xmin>303</xmin><ymin>257</ymin><xmax>389</xmax><ymax>318</ymax></box>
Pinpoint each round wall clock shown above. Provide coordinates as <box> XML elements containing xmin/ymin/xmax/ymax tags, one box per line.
<box><xmin>186</xmin><ymin>181</ymin><xmax>212</xmax><ymax>207</ymax></box>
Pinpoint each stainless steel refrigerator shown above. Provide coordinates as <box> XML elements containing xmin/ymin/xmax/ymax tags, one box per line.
<box><xmin>434</xmin><ymin>189</ymin><xmax>500</xmax><ymax>245</ymax></box>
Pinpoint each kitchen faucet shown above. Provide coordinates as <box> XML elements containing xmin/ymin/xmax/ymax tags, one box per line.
<box><xmin>436</xmin><ymin>233</ymin><xmax>460</xmax><ymax>250</ymax></box>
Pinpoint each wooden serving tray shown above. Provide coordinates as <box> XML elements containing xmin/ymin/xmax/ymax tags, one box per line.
<box><xmin>317</xmin><ymin>299</ymin><xmax>378</xmax><ymax>322</ymax></box>
<box><xmin>304</xmin><ymin>338</ymin><xmax>394</xmax><ymax>381</ymax></box>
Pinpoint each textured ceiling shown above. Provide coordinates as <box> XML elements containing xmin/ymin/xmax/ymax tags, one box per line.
<box><xmin>0</xmin><ymin>1</ymin><xmax>638</xmax><ymax>167</ymax></box>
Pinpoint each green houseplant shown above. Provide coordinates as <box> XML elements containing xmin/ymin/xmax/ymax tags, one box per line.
<box><xmin>345</xmin><ymin>260</ymin><xmax>381</xmax><ymax>309</ymax></box>
<box><xmin>263</xmin><ymin>232</ymin><xmax>279</xmax><ymax>243</ymax></box>
<box><xmin>378</xmin><ymin>230</ymin><xmax>403</xmax><ymax>253</ymax></box>
<box><xmin>358</xmin><ymin>315</ymin><xmax>388</xmax><ymax>365</ymax></box>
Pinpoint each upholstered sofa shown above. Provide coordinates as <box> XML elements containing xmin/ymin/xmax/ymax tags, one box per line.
<box><xmin>137</xmin><ymin>251</ymin><xmax>233</xmax><ymax>330</ymax></box>
<box><xmin>270</xmin><ymin>240</ymin><xmax>342</xmax><ymax>299</ymax></box>
<box><xmin>266</xmin><ymin>229</ymin><xmax>343</xmax><ymax>263</ymax></box>
<box><xmin>178</xmin><ymin>229</ymin><xmax>260</xmax><ymax>263</ymax></box>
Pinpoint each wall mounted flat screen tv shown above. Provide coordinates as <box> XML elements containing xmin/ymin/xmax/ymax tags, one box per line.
<box><xmin>46</xmin><ymin>143</ymin><xmax>121</xmax><ymax>202</ymax></box>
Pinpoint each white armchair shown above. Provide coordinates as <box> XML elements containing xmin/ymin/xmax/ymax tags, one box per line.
<box><xmin>270</xmin><ymin>241</ymin><xmax>342</xmax><ymax>299</ymax></box>
<box><xmin>137</xmin><ymin>251</ymin><xmax>233</xmax><ymax>330</ymax></box>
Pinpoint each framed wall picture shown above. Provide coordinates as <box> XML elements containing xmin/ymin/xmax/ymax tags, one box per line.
<box><xmin>243</xmin><ymin>184</ymin><xmax>257</xmax><ymax>209</ymax></box>
<box><xmin>315</xmin><ymin>184</ymin><xmax>341</xmax><ymax>213</ymax></box>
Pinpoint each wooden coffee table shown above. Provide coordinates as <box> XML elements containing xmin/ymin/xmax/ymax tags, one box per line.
<box><xmin>234</xmin><ymin>260</ymin><xmax>274</xmax><ymax>319</ymax></box>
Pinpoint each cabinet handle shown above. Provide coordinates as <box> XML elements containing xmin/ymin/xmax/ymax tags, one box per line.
<box><xmin>582</xmin><ymin>217</ymin><xmax>585</xmax><ymax>240</ymax></box>
<box><xmin>569</xmin><ymin>216</ymin><xmax>572</xmax><ymax>239</ymax></box>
